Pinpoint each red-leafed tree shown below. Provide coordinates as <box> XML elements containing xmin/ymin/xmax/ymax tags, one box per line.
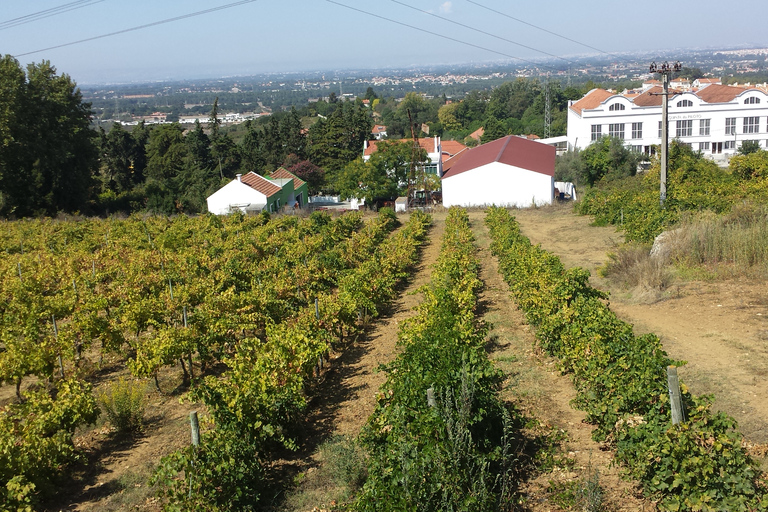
<box><xmin>286</xmin><ymin>160</ymin><xmax>325</xmax><ymax>193</ymax></box>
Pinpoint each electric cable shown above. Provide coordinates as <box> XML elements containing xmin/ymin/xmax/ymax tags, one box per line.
<box><xmin>13</xmin><ymin>0</ymin><xmax>259</xmax><ymax>58</ymax></box>
<box><xmin>465</xmin><ymin>0</ymin><xmax>631</xmax><ymax>62</ymax></box>
<box><xmin>1</xmin><ymin>1</ymin><xmax>103</xmax><ymax>30</ymax></box>
<box><xmin>390</xmin><ymin>0</ymin><xmax>578</xmax><ymax>67</ymax></box>
<box><xmin>326</xmin><ymin>0</ymin><xmax>564</xmax><ymax>72</ymax></box>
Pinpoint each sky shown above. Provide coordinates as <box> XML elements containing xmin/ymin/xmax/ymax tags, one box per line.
<box><xmin>2</xmin><ymin>0</ymin><xmax>767</xmax><ymax>85</ymax></box>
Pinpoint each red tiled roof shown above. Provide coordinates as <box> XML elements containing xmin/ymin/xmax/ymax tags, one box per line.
<box><xmin>442</xmin><ymin>149</ymin><xmax>469</xmax><ymax>174</ymax></box>
<box><xmin>442</xmin><ymin>135</ymin><xmax>555</xmax><ymax>180</ymax></box>
<box><xmin>569</xmin><ymin>88</ymin><xmax>614</xmax><ymax>115</ymax></box>
<box><xmin>696</xmin><ymin>78</ymin><xmax>721</xmax><ymax>84</ymax></box>
<box><xmin>632</xmin><ymin>86</ymin><xmax>665</xmax><ymax>107</ymax></box>
<box><xmin>372</xmin><ymin>124</ymin><xmax>387</xmax><ymax>134</ymax></box>
<box><xmin>468</xmin><ymin>127</ymin><xmax>484</xmax><ymax>141</ymax></box>
<box><xmin>695</xmin><ymin>83</ymin><xmax>747</xmax><ymax>103</ymax></box>
<box><xmin>441</xmin><ymin>140</ymin><xmax>467</xmax><ymax>157</ymax></box>
<box><xmin>364</xmin><ymin>138</ymin><xmax>436</xmax><ymax>156</ymax></box>
<box><xmin>268</xmin><ymin>167</ymin><xmax>306</xmax><ymax>189</ymax></box>
<box><xmin>240</xmin><ymin>172</ymin><xmax>282</xmax><ymax>196</ymax></box>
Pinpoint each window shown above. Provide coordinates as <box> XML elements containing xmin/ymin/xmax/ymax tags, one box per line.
<box><xmin>677</xmin><ymin>99</ymin><xmax>693</xmax><ymax>107</ymax></box>
<box><xmin>676</xmin><ymin>120</ymin><xmax>693</xmax><ymax>137</ymax></box>
<box><xmin>699</xmin><ymin>142</ymin><xmax>710</xmax><ymax>151</ymax></box>
<box><xmin>725</xmin><ymin>117</ymin><xmax>736</xmax><ymax>135</ymax></box>
<box><xmin>631</xmin><ymin>145</ymin><xmax>643</xmax><ymax>152</ymax></box>
<box><xmin>724</xmin><ymin>140</ymin><xmax>736</xmax><ymax>149</ymax></box>
<box><xmin>745</xmin><ymin>97</ymin><xmax>761</xmax><ymax>104</ymax></box>
<box><xmin>608</xmin><ymin>123</ymin><xmax>625</xmax><ymax>139</ymax></box>
<box><xmin>699</xmin><ymin>119</ymin><xmax>711</xmax><ymax>136</ymax></box>
<box><xmin>608</xmin><ymin>103</ymin><xmax>625</xmax><ymax>111</ymax></box>
<box><xmin>743</xmin><ymin>116</ymin><xmax>760</xmax><ymax>134</ymax></box>
<box><xmin>591</xmin><ymin>124</ymin><xmax>602</xmax><ymax>141</ymax></box>
<box><xmin>631</xmin><ymin>122</ymin><xmax>643</xmax><ymax>139</ymax></box>
<box><xmin>658</xmin><ymin>121</ymin><xmax>663</xmax><ymax>137</ymax></box>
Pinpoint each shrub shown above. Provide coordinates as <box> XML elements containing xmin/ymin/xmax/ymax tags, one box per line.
<box><xmin>99</xmin><ymin>378</ymin><xmax>146</xmax><ymax>433</ymax></box>
<box><xmin>600</xmin><ymin>242</ymin><xmax>674</xmax><ymax>294</ymax></box>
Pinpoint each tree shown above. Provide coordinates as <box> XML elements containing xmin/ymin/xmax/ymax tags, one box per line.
<box><xmin>554</xmin><ymin>149</ymin><xmax>585</xmax><ymax>185</ymax></box>
<box><xmin>177</xmin><ymin>121</ymin><xmax>220</xmax><ymax>213</ymax></box>
<box><xmin>144</xmin><ymin>123</ymin><xmax>186</xmax><ymax>213</ymax></box>
<box><xmin>286</xmin><ymin>160</ymin><xmax>325</xmax><ymax>193</ymax></box>
<box><xmin>737</xmin><ymin>140</ymin><xmax>761</xmax><ymax>155</ymax></box>
<box><xmin>581</xmin><ymin>136</ymin><xmax>644</xmax><ymax>186</ymax></box>
<box><xmin>438</xmin><ymin>102</ymin><xmax>462</xmax><ymax>131</ymax></box>
<box><xmin>208</xmin><ymin>97</ymin><xmax>221</xmax><ymax>140</ymax></box>
<box><xmin>0</xmin><ymin>56</ymin><xmax>97</xmax><ymax>216</ymax></box>
<box><xmin>480</xmin><ymin>117</ymin><xmax>508</xmax><ymax>143</ymax></box>
<box><xmin>99</xmin><ymin>123</ymin><xmax>141</xmax><ymax>193</ymax></box>
<box><xmin>334</xmin><ymin>140</ymin><xmax>427</xmax><ymax>203</ymax></box>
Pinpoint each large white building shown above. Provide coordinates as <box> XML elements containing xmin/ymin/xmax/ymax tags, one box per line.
<box><xmin>567</xmin><ymin>81</ymin><xmax>768</xmax><ymax>163</ymax></box>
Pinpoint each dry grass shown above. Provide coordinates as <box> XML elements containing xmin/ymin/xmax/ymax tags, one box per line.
<box><xmin>670</xmin><ymin>203</ymin><xmax>768</xmax><ymax>278</ymax></box>
<box><xmin>599</xmin><ymin>243</ymin><xmax>674</xmax><ymax>302</ymax></box>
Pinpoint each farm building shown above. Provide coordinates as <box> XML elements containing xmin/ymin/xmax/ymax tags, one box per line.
<box><xmin>206</xmin><ymin>168</ymin><xmax>308</xmax><ymax>215</ymax></box>
<box><xmin>441</xmin><ymin>135</ymin><xmax>555</xmax><ymax>208</ymax></box>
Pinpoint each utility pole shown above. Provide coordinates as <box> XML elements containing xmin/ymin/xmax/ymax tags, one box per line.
<box><xmin>544</xmin><ymin>74</ymin><xmax>552</xmax><ymax>139</ymax></box>
<box><xmin>649</xmin><ymin>61</ymin><xmax>681</xmax><ymax>207</ymax></box>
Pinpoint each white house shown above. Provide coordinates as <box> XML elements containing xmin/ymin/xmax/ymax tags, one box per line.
<box><xmin>441</xmin><ymin>135</ymin><xmax>555</xmax><ymax>208</ymax></box>
<box><xmin>567</xmin><ymin>82</ymin><xmax>768</xmax><ymax>164</ymax></box>
<box><xmin>206</xmin><ymin>171</ymin><xmax>305</xmax><ymax>215</ymax></box>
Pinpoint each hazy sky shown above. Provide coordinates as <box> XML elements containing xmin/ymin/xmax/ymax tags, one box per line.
<box><xmin>2</xmin><ymin>0</ymin><xmax>767</xmax><ymax>84</ymax></box>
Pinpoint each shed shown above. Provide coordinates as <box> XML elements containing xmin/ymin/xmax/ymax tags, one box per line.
<box><xmin>441</xmin><ymin>135</ymin><xmax>555</xmax><ymax>208</ymax></box>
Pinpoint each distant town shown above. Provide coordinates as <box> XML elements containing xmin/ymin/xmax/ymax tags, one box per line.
<box><xmin>83</xmin><ymin>46</ymin><xmax>768</xmax><ymax>128</ymax></box>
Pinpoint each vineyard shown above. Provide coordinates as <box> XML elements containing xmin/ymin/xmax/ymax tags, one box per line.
<box><xmin>2</xmin><ymin>206</ymin><xmax>767</xmax><ymax>511</ymax></box>
<box><xmin>0</xmin><ymin>209</ymin><xmax>430</xmax><ymax>510</ymax></box>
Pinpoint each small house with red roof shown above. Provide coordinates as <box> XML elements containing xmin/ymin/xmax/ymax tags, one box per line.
<box><xmin>206</xmin><ymin>168</ymin><xmax>308</xmax><ymax>215</ymax></box>
<box><xmin>441</xmin><ymin>135</ymin><xmax>555</xmax><ymax>208</ymax></box>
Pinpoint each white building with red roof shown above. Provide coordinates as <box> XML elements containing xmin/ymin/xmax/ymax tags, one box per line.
<box><xmin>567</xmin><ymin>83</ymin><xmax>768</xmax><ymax>162</ymax></box>
<box><xmin>206</xmin><ymin>168</ymin><xmax>308</xmax><ymax>215</ymax></box>
<box><xmin>441</xmin><ymin>135</ymin><xmax>555</xmax><ymax>208</ymax></box>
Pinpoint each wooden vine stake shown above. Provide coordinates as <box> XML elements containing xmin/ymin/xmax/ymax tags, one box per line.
<box><xmin>666</xmin><ymin>366</ymin><xmax>685</xmax><ymax>425</ymax></box>
<box><xmin>52</xmin><ymin>315</ymin><xmax>64</xmax><ymax>379</ymax></box>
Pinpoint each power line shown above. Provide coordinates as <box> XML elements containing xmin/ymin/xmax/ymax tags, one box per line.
<box><xmin>13</xmin><ymin>0</ymin><xmax>259</xmax><ymax>58</ymax></box>
<box><xmin>326</xmin><ymin>0</ymin><xmax>560</xmax><ymax>72</ymax></box>
<box><xmin>1</xmin><ymin>1</ymin><xmax>107</xmax><ymax>31</ymax></box>
<box><xmin>465</xmin><ymin>0</ymin><xmax>630</xmax><ymax>63</ymax></box>
<box><xmin>390</xmin><ymin>0</ymin><xmax>578</xmax><ymax>67</ymax></box>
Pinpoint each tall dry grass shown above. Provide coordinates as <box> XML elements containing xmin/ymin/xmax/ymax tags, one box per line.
<box><xmin>672</xmin><ymin>203</ymin><xmax>768</xmax><ymax>277</ymax></box>
<box><xmin>600</xmin><ymin>242</ymin><xmax>674</xmax><ymax>299</ymax></box>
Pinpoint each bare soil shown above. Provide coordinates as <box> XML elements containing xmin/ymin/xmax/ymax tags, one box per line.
<box><xmin>511</xmin><ymin>203</ymin><xmax>768</xmax><ymax>447</ymax></box>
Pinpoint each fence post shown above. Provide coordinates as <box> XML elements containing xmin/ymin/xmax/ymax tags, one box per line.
<box><xmin>427</xmin><ymin>387</ymin><xmax>436</xmax><ymax>408</ymax></box>
<box><xmin>190</xmin><ymin>411</ymin><xmax>200</xmax><ymax>446</ymax></box>
<box><xmin>667</xmin><ymin>366</ymin><xmax>684</xmax><ymax>425</ymax></box>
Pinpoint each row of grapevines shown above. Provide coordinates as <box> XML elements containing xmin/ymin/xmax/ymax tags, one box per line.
<box><xmin>151</xmin><ymin>210</ymin><xmax>432</xmax><ymax>510</ymax></box>
<box><xmin>356</xmin><ymin>207</ymin><xmax>518</xmax><ymax>512</ymax></box>
<box><xmin>0</xmin><ymin>210</ymin><xmax>393</xmax><ymax>509</ymax></box>
<box><xmin>485</xmin><ymin>206</ymin><xmax>766</xmax><ymax>511</ymax></box>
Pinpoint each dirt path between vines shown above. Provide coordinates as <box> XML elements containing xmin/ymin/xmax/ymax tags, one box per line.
<box><xmin>468</xmin><ymin>211</ymin><xmax>652</xmax><ymax>511</ymax></box>
<box><xmin>274</xmin><ymin>213</ymin><xmax>446</xmax><ymax>510</ymax></box>
<box><xmin>309</xmin><ymin>214</ymin><xmax>446</xmax><ymax>438</ymax></box>
<box><xmin>511</xmin><ymin>204</ymin><xmax>768</xmax><ymax>449</ymax></box>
